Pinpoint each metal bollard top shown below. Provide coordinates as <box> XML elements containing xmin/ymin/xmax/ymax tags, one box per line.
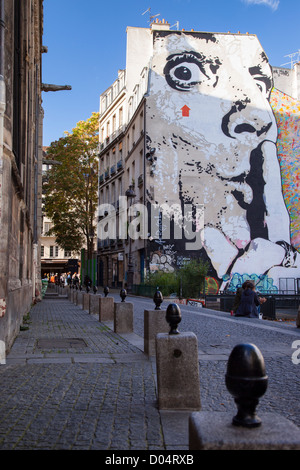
<box><xmin>104</xmin><ymin>286</ymin><xmax>109</xmax><ymax>297</ymax></box>
<box><xmin>225</xmin><ymin>343</ymin><xmax>268</xmax><ymax>428</ymax></box>
<box><xmin>166</xmin><ymin>303</ymin><xmax>181</xmax><ymax>335</ymax></box>
<box><xmin>120</xmin><ymin>288</ymin><xmax>127</xmax><ymax>302</ymax></box>
<box><xmin>153</xmin><ymin>288</ymin><xmax>163</xmax><ymax>310</ymax></box>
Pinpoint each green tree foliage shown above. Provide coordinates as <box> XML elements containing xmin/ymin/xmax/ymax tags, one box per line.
<box><xmin>43</xmin><ymin>112</ymin><xmax>99</xmax><ymax>257</ymax></box>
<box><xmin>145</xmin><ymin>270</ymin><xmax>179</xmax><ymax>297</ymax></box>
<box><xmin>179</xmin><ymin>259</ymin><xmax>209</xmax><ymax>298</ymax></box>
<box><xmin>145</xmin><ymin>258</ymin><xmax>209</xmax><ymax>298</ymax></box>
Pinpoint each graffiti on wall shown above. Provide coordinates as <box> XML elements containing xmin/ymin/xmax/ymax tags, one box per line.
<box><xmin>146</xmin><ymin>31</ymin><xmax>300</xmax><ymax>291</ymax></box>
<box><xmin>270</xmin><ymin>89</ymin><xmax>300</xmax><ymax>251</ymax></box>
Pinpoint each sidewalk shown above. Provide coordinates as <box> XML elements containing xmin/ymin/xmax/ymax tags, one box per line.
<box><xmin>0</xmin><ymin>293</ymin><xmax>189</xmax><ymax>450</ymax></box>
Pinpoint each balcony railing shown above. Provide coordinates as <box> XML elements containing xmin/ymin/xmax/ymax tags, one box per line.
<box><xmin>117</xmin><ymin>159</ymin><xmax>123</xmax><ymax>171</ymax></box>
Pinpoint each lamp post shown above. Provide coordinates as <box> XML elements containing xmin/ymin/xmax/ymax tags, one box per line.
<box><xmin>125</xmin><ymin>184</ymin><xmax>136</xmax><ymax>292</ymax></box>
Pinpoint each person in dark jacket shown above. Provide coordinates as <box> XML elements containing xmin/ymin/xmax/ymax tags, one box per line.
<box><xmin>235</xmin><ymin>281</ymin><xmax>261</xmax><ymax>318</ymax></box>
<box><xmin>232</xmin><ymin>281</ymin><xmax>251</xmax><ymax>314</ymax></box>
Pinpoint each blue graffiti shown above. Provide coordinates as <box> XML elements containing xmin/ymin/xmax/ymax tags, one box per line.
<box><xmin>223</xmin><ymin>272</ymin><xmax>278</xmax><ymax>294</ymax></box>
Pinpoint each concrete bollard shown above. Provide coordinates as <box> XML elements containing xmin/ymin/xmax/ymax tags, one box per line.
<box><xmin>82</xmin><ymin>293</ymin><xmax>90</xmax><ymax>311</ymax></box>
<box><xmin>99</xmin><ymin>297</ymin><xmax>114</xmax><ymax>322</ymax></box>
<box><xmin>67</xmin><ymin>286</ymin><xmax>71</xmax><ymax>300</ymax></box>
<box><xmin>189</xmin><ymin>343</ymin><xmax>300</xmax><ymax>450</ymax></box>
<box><xmin>144</xmin><ymin>309</ymin><xmax>169</xmax><ymax>356</ymax></box>
<box><xmin>114</xmin><ymin>302</ymin><xmax>133</xmax><ymax>334</ymax></box>
<box><xmin>89</xmin><ymin>293</ymin><xmax>102</xmax><ymax>314</ymax></box>
<box><xmin>144</xmin><ymin>289</ymin><xmax>169</xmax><ymax>356</ymax></box>
<box><xmin>155</xmin><ymin>303</ymin><xmax>201</xmax><ymax>410</ymax></box>
<box><xmin>189</xmin><ymin>412</ymin><xmax>300</xmax><ymax>450</ymax></box>
<box><xmin>76</xmin><ymin>290</ymin><xmax>83</xmax><ymax>308</ymax></box>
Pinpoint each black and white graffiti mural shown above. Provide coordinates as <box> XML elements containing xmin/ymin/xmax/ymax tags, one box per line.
<box><xmin>146</xmin><ymin>31</ymin><xmax>300</xmax><ymax>292</ymax></box>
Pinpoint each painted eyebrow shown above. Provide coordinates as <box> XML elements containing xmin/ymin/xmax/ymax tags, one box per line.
<box><xmin>165</xmin><ymin>51</ymin><xmax>221</xmax><ymax>75</ymax></box>
<box><xmin>166</xmin><ymin>51</ymin><xmax>205</xmax><ymax>62</ymax></box>
<box><xmin>248</xmin><ymin>66</ymin><xmax>273</xmax><ymax>91</ymax></box>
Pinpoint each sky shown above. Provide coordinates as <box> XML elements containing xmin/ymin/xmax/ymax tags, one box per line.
<box><xmin>42</xmin><ymin>0</ymin><xmax>300</xmax><ymax>146</ymax></box>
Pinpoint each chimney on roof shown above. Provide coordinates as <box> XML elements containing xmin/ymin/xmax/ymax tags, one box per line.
<box><xmin>151</xmin><ymin>18</ymin><xmax>170</xmax><ymax>31</ymax></box>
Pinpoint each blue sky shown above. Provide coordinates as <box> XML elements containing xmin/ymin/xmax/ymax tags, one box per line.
<box><xmin>42</xmin><ymin>0</ymin><xmax>300</xmax><ymax>146</ymax></box>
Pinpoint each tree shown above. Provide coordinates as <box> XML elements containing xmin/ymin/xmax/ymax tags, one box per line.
<box><xmin>44</xmin><ymin>112</ymin><xmax>99</xmax><ymax>258</ymax></box>
<box><xmin>178</xmin><ymin>259</ymin><xmax>209</xmax><ymax>298</ymax></box>
<box><xmin>144</xmin><ymin>258</ymin><xmax>209</xmax><ymax>298</ymax></box>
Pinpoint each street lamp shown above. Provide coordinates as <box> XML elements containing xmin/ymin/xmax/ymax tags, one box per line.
<box><xmin>125</xmin><ymin>184</ymin><xmax>136</xmax><ymax>292</ymax></box>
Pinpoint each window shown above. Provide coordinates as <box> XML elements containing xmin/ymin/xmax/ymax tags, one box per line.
<box><xmin>44</xmin><ymin>222</ymin><xmax>51</xmax><ymax>234</ymax></box>
<box><xmin>64</xmin><ymin>250</ymin><xmax>72</xmax><ymax>257</ymax></box>
<box><xmin>50</xmin><ymin>246</ymin><xmax>59</xmax><ymax>257</ymax></box>
<box><xmin>41</xmin><ymin>246</ymin><xmax>44</xmax><ymax>257</ymax></box>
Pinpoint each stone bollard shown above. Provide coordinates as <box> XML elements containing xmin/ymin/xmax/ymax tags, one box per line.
<box><xmin>144</xmin><ymin>289</ymin><xmax>169</xmax><ymax>356</ymax></box>
<box><xmin>82</xmin><ymin>292</ymin><xmax>90</xmax><ymax>311</ymax></box>
<box><xmin>70</xmin><ymin>288</ymin><xmax>75</xmax><ymax>303</ymax></box>
<box><xmin>67</xmin><ymin>286</ymin><xmax>71</xmax><ymax>300</ymax></box>
<box><xmin>189</xmin><ymin>343</ymin><xmax>300</xmax><ymax>450</ymax></box>
<box><xmin>99</xmin><ymin>296</ymin><xmax>114</xmax><ymax>322</ymax></box>
<box><xmin>76</xmin><ymin>290</ymin><xmax>83</xmax><ymax>308</ymax></box>
<box><xmin>89</xmin><ymin>293</ymin><xmax>102</xmax><ymax>314</ymax></box>
<box><xmin>73</xmin><ymin>289</ymin><xmax>78</xmax><ymax>304</ymax></box>
<box><xmin>297</xmin><ymin>304</ymin><xmax>300</xmax><ymax>328</ymax></box>
<box><xmin>114</xmin><ymin>289</ymin><xmax>133</xmax><ymax>334</ymax></box>
<box><xmin>156</xmin><ymin>303</ymin><xmax>201</xmax><ymax>410</ymax></box>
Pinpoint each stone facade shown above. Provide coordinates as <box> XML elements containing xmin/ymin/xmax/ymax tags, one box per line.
<box><xmin>0</xmin><ymin>0</ymin><xmax>43</xmax><ymax>352</ymax></box>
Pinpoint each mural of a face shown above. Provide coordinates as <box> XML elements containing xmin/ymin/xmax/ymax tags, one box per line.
<box><xmin>147</xmin><ymin>31</ymin><xmax>299</xmax><ymax>288</ymax></box>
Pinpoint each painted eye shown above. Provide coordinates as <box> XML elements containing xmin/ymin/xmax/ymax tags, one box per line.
<box><xmin>168</xmin><ymin>62</ymin><xmax>205</xmax><ymax>90</ymax></box>
<box><xmin>253</xmin><ymin>77</ymin><xmax>269</xmax><ymax>96</ymax></box>
<box><xmin>249</xmin><ymin>67</ymin><xmax>272</xmax><ymax>99</ymax></box>
<box><xmin>164</xmin><ymin>53</ymin><xmax>208</xmax><ymax>92</ymax></box>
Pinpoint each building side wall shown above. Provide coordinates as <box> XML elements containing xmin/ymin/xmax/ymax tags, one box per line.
<box><xmin>145</xmin><ymin>30</ymin><xmax>300</xmax><ymax>293</ymax></box>
<box><xmin>0</xmin><ymin>0</ymin><xmax>43</xmax><ymax>352</ymax></box>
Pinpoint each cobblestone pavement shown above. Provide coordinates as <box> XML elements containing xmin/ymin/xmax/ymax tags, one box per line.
<box><xmin>0</xmin><ymin>290</ymin><xmax>300</xmax><ymax>451</ymax></box>
<box><xmin>0</xmin><ymin>297</ymin><xmax>166</xmax><ymax>450</ymax></box>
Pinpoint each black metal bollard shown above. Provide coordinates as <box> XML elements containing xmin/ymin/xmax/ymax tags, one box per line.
<box><xmin>166</xmin><ymin>303</ymin><xmax>181</xmax><ymax>335</ymax></box>
<box><xmin>120</xmin><ymin>288</ymin><xmax>127</xmax><ymax>302</ymax></box>
<box><xmin>153</xmin><ymin>288</ymin><xmax>163</xmax><ymax>310</ymax></box>
<box><xmin>225</xmin><ymin>343</ymin><xmax>268</xmax><ymax>428</ymax></box>
<box><xmin>104</xmin><ymin>286</ymin><xmax>109</xmax><ymax>297</ymax></box>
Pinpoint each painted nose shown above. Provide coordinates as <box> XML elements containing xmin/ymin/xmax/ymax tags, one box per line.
<box><xmin>221</xmin><ymin>100</ymin><xmax>273</xmax><ymax>139</ymax></box>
